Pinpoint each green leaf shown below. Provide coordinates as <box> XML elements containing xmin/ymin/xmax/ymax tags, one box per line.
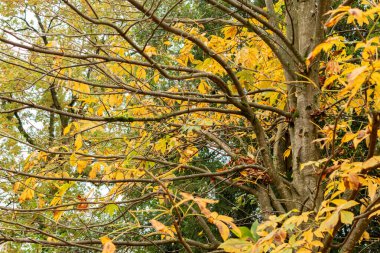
<box><xmin>250</xmin><ymin>221</ymin><xmax>260</xmax><ymax>242</ymax></box>
<box><xmin>232</xmin><ymin>226</ymin><xmax>253</xmax><ymax>239</ymax></box>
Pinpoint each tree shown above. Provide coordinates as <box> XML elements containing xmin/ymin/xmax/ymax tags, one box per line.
<box><xmin>0</xmin><ymin>0</ymin><xmax>379</xmax><ymax>252</ymax></box>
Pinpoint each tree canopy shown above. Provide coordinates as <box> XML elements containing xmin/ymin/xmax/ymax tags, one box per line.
<box><xmin>0</xmin><ymin>0</ymin><xmax>379</xmax><ymax>252</ymax></box>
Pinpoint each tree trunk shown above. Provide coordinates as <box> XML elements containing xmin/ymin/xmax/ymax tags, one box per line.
<box><xmin>286</xmin><ymin>0</ymin><xmax>328</xmax><ymax>211</ymax></box>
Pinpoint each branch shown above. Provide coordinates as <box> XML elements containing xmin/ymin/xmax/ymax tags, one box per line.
<box><xmin>0</xmin><ymin>95</ymin><xmax>242</xmax><ymax>123</ymax></box>
<box><xmin>60</xmin><ymin>0</ymin><xmax>232</xmax><ymax>97</ymax></box>
<box><xmin>0</xmin><ymin>164</ymin><xmax>263</xmax><ymax>184</ymax></box>
<box><xmin>0</xmin><ymin>106</ymin><xmax>29</xmax><ymax>113</ymax></box>
<box><xmin>367</xmin><ymin>112</ymin><xmax>379</xmax><ymax>159</ymax></box>
<box><xmin>0</xmin><ymin>237</ymin><xmax>216</xmax><ymax>250</ymax></box>
<box><xmin>163</xmin><ymin>18</ymin><xmax>241</xmax><ymax>26</ymax></box>
<box><xmin>194</xmin><ymin>129</ymin><xmax>237</xmax><ymax>159</ymax></box>
<box><xmin>122</xmin><ymin>0</ymin><xmax>241</xmax><ymax>98</ymax></box>
<box><xmin>13</xmin><ymin>111</ymin><xmax>35</xmax><ymax>145</ymax></box>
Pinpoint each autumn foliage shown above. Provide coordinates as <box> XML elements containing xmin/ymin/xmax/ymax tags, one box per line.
<box><xmin>0</xmin><ymin>0</ymin><xmax>379</xmax><ymax>253</ymax></box>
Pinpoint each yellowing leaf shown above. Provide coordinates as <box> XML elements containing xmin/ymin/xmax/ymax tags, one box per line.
<box><xmin>218</xmin><ymin>238</ymin><xmax>253</xmax><ymax>253</ymax></box>
<box><xmin>325</xmin><ymin>6</ymin><xmax>350</xmax><ymax>27</ymax></box>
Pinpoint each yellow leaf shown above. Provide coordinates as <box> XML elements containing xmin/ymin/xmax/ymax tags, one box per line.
<box><xmin>70</xmin><ymin>153</ymin><xmax>78</xmax><ymax>166</ymax></box>
<box><xmin>367</xmin><ymin>180</ymin><xmax>377</xmax><ymax>202</ymax></box>
<box><xmin>89</xmin><ymin>162</ymin><xmax>101</xmax><ymax>179</ymax></box>
<box><xmin>320</xmin><ymin>212</ymin><xmax>339</xmax><ymax>235</ymax></box>
<box><xmin>13</xmin><ymin>182</ymin><xmax>20</xmax><ymax>193</ymax></box>
<box><xmin>77</xmin><ymin>160</ymin><xmax>88</xmax><ymax>174</ymax></box>
<box><xmin>108</xmin><ymin>95</ymin><xmax>122</xmax><ymax>107</ymax></box>
<box><xmin>100</xmin><ymin>236</ymin><xmax>116</xmax><ymax>253</ymax></box>
<box><xmin>307</xmin><ymin>37</ymin><xmax>344</xmax><ymax>65</ymax></box>
<box><xmin>150</xmin><ymin>219</ymin><xmax>175</xmax><ymax>238</ymax></box>
<box><xmin>19</xmin><ymin>188</ymin><xmax>34</xmax><ymax>203</ymax></box>
<box><xmin>144</xmin><ymin>45</ymin><xmax>157</xmax><ymax>56</ymax></box>
<box><xmin>151</xmin><ymin>219</ymin><xmax>166</xmax><ymax>231</ymax></box>
<box><xmin>369</xmin><ymin>209</ymin><xmax>380</xmax><ymax>218</ymax></box>
<box><xmin>97</xmin><ymin>106</ymin><xmax>104</xmax><ymax>116</ymax></box>
<box><xmin>46</xmin><ymin>41</ymin><xmax>58</xmax><ymax>48</ymax></box>
<box><xmin>348</xmin><ymin>8</ymin><xmax>368</xmax><ymax>26</ymax></box>
<box><xmin>340</xmin><ymin>210</ymin><xmax>354</xmax><ymax>224</ymax></box>
<box><xmin>53</xmin><ymin>210</ymin><xmax>64</xmax><ymax>222</ymax></box>
<box><xmin>214</xmin><ymin>220</ymin><xmax>230</xmax><ymax>241</ymax></box>
<box><xmin>363</xmin><ymin>156</ymin><xmax>380</xmax><ymax>171</ymax></box>
<box><xmin>73</xmin><ymin>82</ymin><xmax>91</xmax><ymax>93</ymax></box>
<box><xmin>311</xmin><ymin>240</ymin><xmax>324</xmax><ymax>247</ymax></box>
<box><xmin>341</xmin><ymin>132</ymin><xmax>357</xmax><ymax>143</ymax></box>
<box><xmin>339</xmin><ymin>200</ymin><xmax>359</xmax><ymax>210</ymax></box>
<box><xmin>361</xmin><ymin>231</ymin><xmax>370</xmax><ymax>241</ymax></box>
<box><xmin>198</xmin><ymin>80</ymin><xmax>210</xmax><ymax>94</ymax></box>
<box><xmin>283</xmin><ymin>147</ymin><xmax>291</xmax><ymax>159</ymax></box>
<box><xmin>75</xmin><ymin>134</ymin><xmax>83</xmax><ymax>150</ymax></box>
<box><xmin>153</xmin><ymin>69</ymin><xmax>160</xmax><ymax>83</ymax></box>
<box><xmin>347</xmin><ymin>66</ymin><xmax>367</xmax><ymax>84</ymax></box>
<box><xmin>324</xmin><ymin>6</ymin><xmax>350</xmax><ymax>27</ymax></box>
<box><xmin>222</xmin><ymin>26</ymin><xmax>238</xmax><ymax>39</ymax></box>
<box><xmin>314</xmin><ymin>229</ymin><xmax>324</xmax><ymax>238</ymax></box>
<box><xmin>136</xmin><ymin>67</ymin><xmax>146</xmax><ymax>79</ymax></box>
<box><xmin>63</xmin><ymin>124</ymin><xmax>71</xmax><ymax>136</ymax></box>
<box><xmin>298</xmin><ymin>249</ymin><xmax>312</xmax><ymax>253</ymax></box>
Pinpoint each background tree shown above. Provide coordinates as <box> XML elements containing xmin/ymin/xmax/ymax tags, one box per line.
<box><xmin>0</xmin><ymin>0</ymin><xmax>379</xmax><ymax>252</ymax></box>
